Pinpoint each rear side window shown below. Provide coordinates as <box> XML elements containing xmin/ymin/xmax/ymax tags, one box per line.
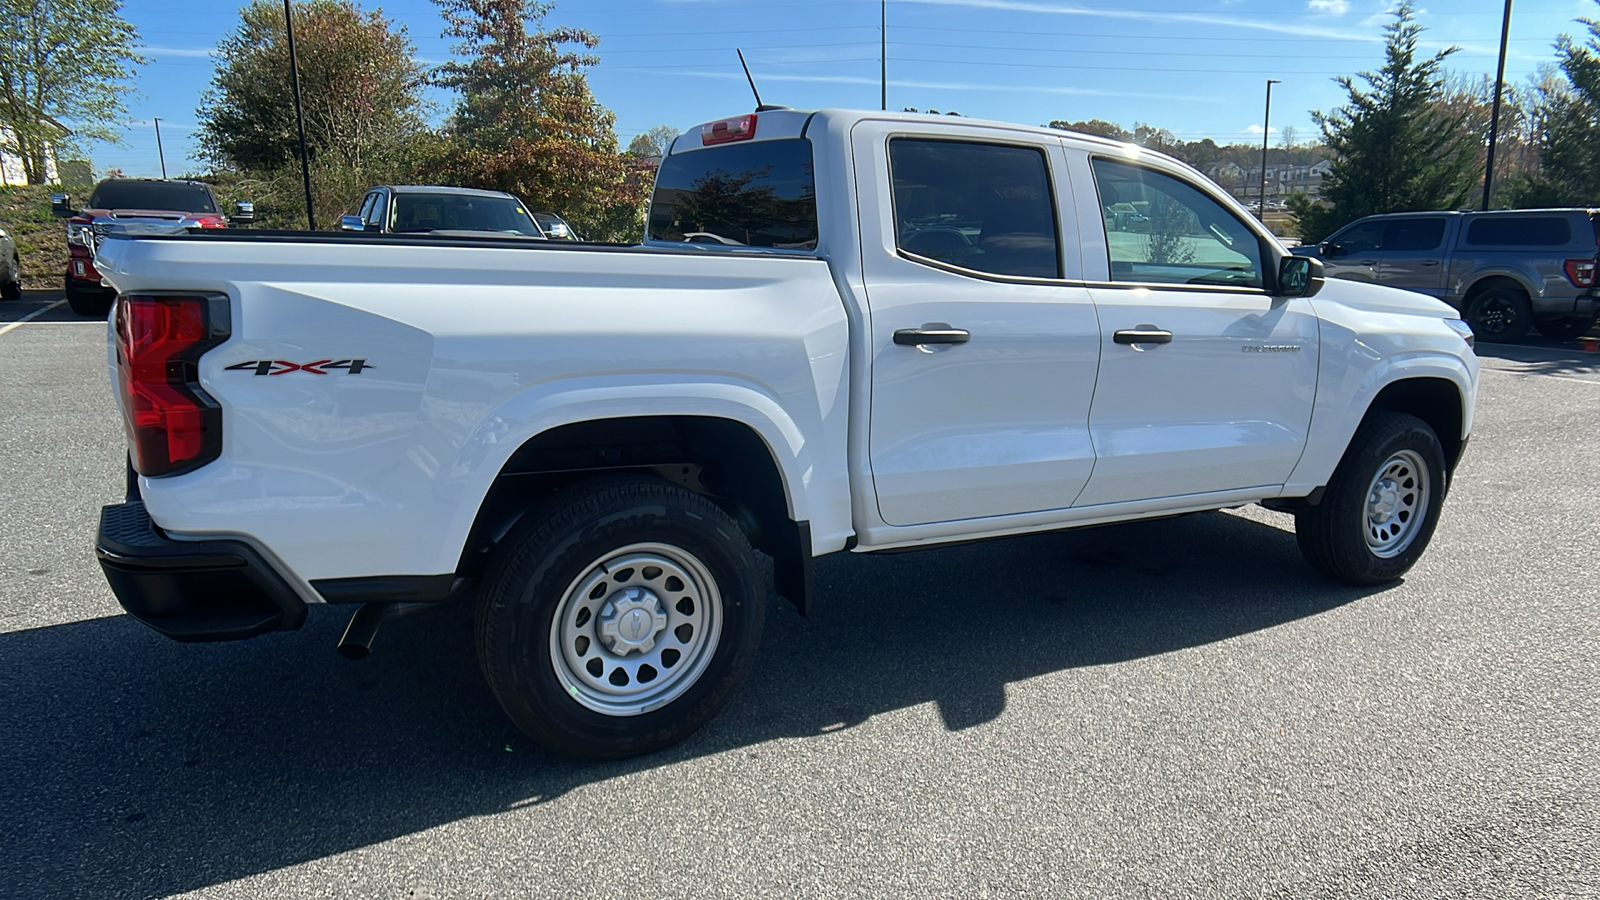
<box><xmin>88</xmin><ymin>181</ymin><xmax>217</xmax><ymax>213</ymax></box>
<box><xmin>1465</xmin><ymin>216</ymin><xmax>1572</xmax><ymax>246</ymax></box>
<box><xmin>890</xmin><ymin>139</ymin><xmax>1060</xmax><ymax>279</ymax></box>
<box><xmin>1384</xmin><ymin>218</ymin><xmax>1446</xmax><ymax>252</ymax></box>
<box><xmin>648</xmin><ymin>138</ymin><xmax>818</xmax><ymax>249</ymax></box>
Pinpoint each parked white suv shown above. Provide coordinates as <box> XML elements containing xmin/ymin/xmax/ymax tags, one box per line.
<box><xmin>93</xmin><ymin>108</ymin><xmax>1478</xmax><ymax>758</ymax></box>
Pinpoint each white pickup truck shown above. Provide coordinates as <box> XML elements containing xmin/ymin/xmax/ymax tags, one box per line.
<box><xmin>94</xmin><ymin>108</ymin><xmax>1478</xmax><ymax>759</ymax></box>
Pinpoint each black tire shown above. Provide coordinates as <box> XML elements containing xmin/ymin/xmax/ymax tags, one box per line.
<box><xmin>64</xmin><ymin>278</ymin><xmax>112</xmax><ymax>318</ymax></box>
<box><xmin>1464</xmin><ymin>285</ymin><xmax>1532</xmax><ymax>342</ymax></box>
<box><xmin>1</xmin><ymin>255</ymin><xmax>20</xmax><ymax>301</ymax></box>
<box><xmin>1534</xmin><ymin>315</ymin><xmax>1598</xmax><ymax>342</ymax></box>
<box><xmin>1294</xmin><ymin>410</ymin><xmax>1448</xmax><ymax>585</ymax></box>
<box><xmin>475</xmin><ymin>475</ymin><xmax>765</xmax><ymax>759</ymax></box>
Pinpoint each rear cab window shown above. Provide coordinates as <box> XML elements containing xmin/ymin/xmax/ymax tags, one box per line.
<box><xmin>647</xmin><ymin>137</ymin><xmax>818</xmax><ymax>250</ymax></box>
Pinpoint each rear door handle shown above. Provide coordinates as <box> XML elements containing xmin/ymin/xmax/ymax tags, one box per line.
<box><xmin>1359</xmin><ymin>259</ymin><xmax>1379</xmax><ymax>266</ymax></box>
<box><xmin>1421</xmin><ymin>260</ymin><xmax>1439</xmax><ymax>266</ymax></box>
<box><xmin>1113</xmin><ymin>328</ymin><xmax>1173</xmax><ymax>345</ymax></box>
<box><xmin>894</xmin><ymin>327</ymin><xmax>970</xmax><ymax>346</ymax></box>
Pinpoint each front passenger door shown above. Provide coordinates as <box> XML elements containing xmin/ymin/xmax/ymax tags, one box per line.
<box><xmin>1075</xmin><ymin>156</ymin><xmax>1319</xmax><ymax>507</ymax></box>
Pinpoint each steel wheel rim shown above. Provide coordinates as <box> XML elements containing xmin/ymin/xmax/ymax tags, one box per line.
<box><xmin>1364</xmin><ymin>449</ymin><xmax>1429</xmax><ymax>558</ymax></box>
<box><xmin>549</xmin><ymin>542</ymin><xmax>722</xmax><ymax>717</ymax></box>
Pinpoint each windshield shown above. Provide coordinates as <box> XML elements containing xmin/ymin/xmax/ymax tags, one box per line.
<box><xmin>88</xmin><ymin>181</ymin><xmax>217</xmax><ymax>213</ymax></box>
<box><xmin>390</xmin><ymin>193</ymin><xmax>543</xmax><ymax>236</ymax></box>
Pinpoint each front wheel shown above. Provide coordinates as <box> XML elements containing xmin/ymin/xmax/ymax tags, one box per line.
<box><xmin>475</xmin><ymin>476</ymin><xmax>765</xmax><ymax>759</ymax></box>
<box><xmin>1295</xmin><ymin>411</ymin><xmax>1448</xmax><ymax>585</ymax></box>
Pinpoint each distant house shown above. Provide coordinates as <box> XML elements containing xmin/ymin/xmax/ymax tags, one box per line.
<box><xmin>0</xmin><ymin>126</ymin><xmax>62</xmax><ymax>186</ymax></box>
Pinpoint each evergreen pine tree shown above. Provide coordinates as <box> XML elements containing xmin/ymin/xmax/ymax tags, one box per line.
<box><xmin>1509</xmin><ymin>5</ymin><xmax>1600</xmax><ymax>207</ymax></box>
<box><xmin>1290</xmin><ymin>2</ymin><xmax>1478</xmax><ymax>242</ymax></box>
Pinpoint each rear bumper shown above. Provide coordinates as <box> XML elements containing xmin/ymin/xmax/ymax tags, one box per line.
<box><xmin>1531</xmin><ymin>292</ymin><xmax>1600</xmax><ymax>319</ymax></box>
<box><xmin>96</xmin><ymin>499</ymin><xmax>307</xmax><ymax>642</ymax></box>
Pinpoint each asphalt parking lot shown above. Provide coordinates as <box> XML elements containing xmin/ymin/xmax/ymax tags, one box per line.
<box><xmin>2</xmin><ymin>290</ymin><xmax>1597</xmax><ymax>899</ymax></box>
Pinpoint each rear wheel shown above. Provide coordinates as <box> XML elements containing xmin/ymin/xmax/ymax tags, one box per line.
<box><xmin>1295</xmin><ymin>411</ymin><xmax>1448</xmax><ymax>585</ymax></box>
<box><xmin>1464</xmin><ymin>286</ymin><xmax>1532</xmax><ymax>342</ymax></box>
<box><xmin>474</xmin><ymin>476</ymin><xmax>765</xmax><ymax>759</ymax></box>
<box><xmin>1534</xmin><ymin>315</ymin><xmax>1598</xmax><ymax>341</ymax></box>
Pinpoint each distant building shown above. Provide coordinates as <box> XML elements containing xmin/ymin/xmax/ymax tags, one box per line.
<box><xmin>1210</xmin><ymin>158</ymin><xmax>1332</xmax><ymax>204</ymax></box>
<box><xmin>0</xmin><ymin>126</ymin><xmax>62</xmax><ymax>186</ymax></box>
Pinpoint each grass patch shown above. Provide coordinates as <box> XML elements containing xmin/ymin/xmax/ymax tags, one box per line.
<box><xmin>0</xmin><ymin>185</ymin><xmax>68</xmax><ymax>289</ymax></box>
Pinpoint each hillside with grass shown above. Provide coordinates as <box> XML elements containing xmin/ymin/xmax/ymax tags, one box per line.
<box><xmin>1</xmin><ymin>186</ymin><xmax>67</xmax><ymax>290</ymax></box>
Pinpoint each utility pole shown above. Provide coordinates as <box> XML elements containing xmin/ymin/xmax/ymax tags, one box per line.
<box><xmin>1482</xmin><ymin>0</ymin><xmax>1513</xmax><ymax>210</ymax></box>
<box><xmin>284</xmin><ymin>0</ymin><xmax>316</xmax><ymax>230</ymax></box>
<box><xmin>152</xmin><ymin>117</ymin><xmax>168</xmax><ymax>179</ymax></box>
<box><xmin>881</xmin><ymin>0</ymin><xmax>887</xmax><ymax>111</ymax></box>
<box><xmin>1259</xmin><ymin>79</ymin><xmax>1280</xmax><ymax>218</ymax></box>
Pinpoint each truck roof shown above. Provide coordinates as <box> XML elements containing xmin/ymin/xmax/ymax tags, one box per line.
<box><xmin>667</xmin><ymin>107</ymin><xmax>1175</xmax><ymax>166</ymax></box>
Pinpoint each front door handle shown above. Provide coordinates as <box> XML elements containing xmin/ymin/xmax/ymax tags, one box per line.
<box><xmin>1113</xmin><ymin>328</ymin><xmax>1173</xmax><ymax>345</ymax></box>
<box><xmin>894</xmin><ymin>327</ymin><xmax>970</xmax><ymax>346</ymax></box>
<box><xmin>1421</xmin><ymin>260</ymin><xmax>1439</xmax><ymax>266</ymax></box>
<box><xmin>1359</xmin><ymin>259</ymin><xmax>1379</xmax><ymax>266</ymax></box>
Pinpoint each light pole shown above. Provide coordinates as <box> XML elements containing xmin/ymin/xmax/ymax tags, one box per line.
<box><xmin>284</xmin><ymin>0</ymin><xmax>316</xmax><ymax>230</ymax></box>
<box><xmin>1482</xmin><ymin>0</ymin><xmax>1513</xmax><ymax>210</ymax></box>
<box><xmin>880</xmin><ymin>0</ymin><xmax>887</xmax><ymax>111</ymax></box>
<box><xmin>1259</xmin><ymin>79</ymin><xmax>1280</xmax><ymax>218</ymax></box>
<box><xmin>152</xmin><ymin>117</ymin><xmax>167</xmax><ymax>179</ymax></box>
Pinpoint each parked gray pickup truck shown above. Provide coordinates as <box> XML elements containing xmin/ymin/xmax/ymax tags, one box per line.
<box><xmin>1297</xmin><ymin>209</ymin><xmax>1600</xmax><ymax>341</ymax></box>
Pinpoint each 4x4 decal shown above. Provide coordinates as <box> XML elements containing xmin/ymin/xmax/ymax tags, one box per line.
<box><xmin>225</xmin><ymin>359</ymin><xmax>374</xmax><ymax>375</ymax></box>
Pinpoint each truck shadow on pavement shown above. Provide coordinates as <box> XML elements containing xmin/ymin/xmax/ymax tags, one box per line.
<box><xmin>2</xmin><ymin>510</ymin><xmax>1382</xmax><ymax>899</ymax></box>
<box><xmin>1474</xmin><ymin>340</ymin><xmax>1600</xmax><ymax>377</ymax></box>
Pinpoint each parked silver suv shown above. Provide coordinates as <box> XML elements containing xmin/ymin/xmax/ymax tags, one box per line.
<box><xmin>1297</xmin><ymin>209</ymin><xmax>1600</xmax><ymax>341</ymax></box>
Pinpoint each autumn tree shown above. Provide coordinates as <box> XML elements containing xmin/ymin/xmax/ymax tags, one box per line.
<box><xmin>0</xmin><ymin>0</ymin><xmax>143</xmax><ymax>184</ymax></box>
<box><xmin>1289</xmin><ymin>2</ymin><xmax>1478</xmax><ymax>242</ymax></box>
<box><xmin>627</xmin><ymin>124</ymin><xmax>679</xmax><ymax>158</ymax></box>
<box><xmin>1046</xmin><ymin>119</ymin><xmax>1130</xmax><ymax>141</ymax></box>
<box><xmin>430</xmin><ymin>0</ymin><xmax>649</xmax><ymax>241</ymax></box>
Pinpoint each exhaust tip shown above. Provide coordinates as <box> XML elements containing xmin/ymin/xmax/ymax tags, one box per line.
<box><xmin>335</xmin><ymin>641</ymin><xmax>371</xmax><ymax>661</ymax></box>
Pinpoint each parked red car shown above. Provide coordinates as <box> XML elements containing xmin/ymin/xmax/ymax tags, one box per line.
<box><xmin>51</xmin><ymin>179</ymin><xmax>253</xmax><ymax>316</ymax></box>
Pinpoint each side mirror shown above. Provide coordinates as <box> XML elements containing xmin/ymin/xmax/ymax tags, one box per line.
<box><xmin>50</xmin><ymin>193</ymin><xmax>74</xmax><ymax>218</ymax></box>
<box><xmin>232</xmin><ymin>200</ymin><xmax>255</xmax><ymax>225</ymax></box>
<box><xmin>339</xmin><ymin>215</ymin><xmax>365</xmax><ymax>232</ymax></box>
<box><xmin>1279</xmin><ymin>255</ymin><xmax>1325</xmax><ymax>298</ymax></box>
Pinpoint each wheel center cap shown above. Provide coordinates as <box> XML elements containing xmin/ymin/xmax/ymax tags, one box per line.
<box><xmin>597</xmin><ymin>588</ymin><xmax>669</xmax><ymax>655</ymax></box>
<box><xmin>1370</xmin><ymin>481</ymin><xmax>1400</xmax><ymax>521</ymax></box>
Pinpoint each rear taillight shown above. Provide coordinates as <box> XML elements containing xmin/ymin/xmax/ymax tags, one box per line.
<box><xmin>1563</xmin><ymin>259</ymin><xmax>1596</xmax><ymax>287</ymax></box>
<box><xmin>701</xmin><ymin>114</ymin><xmax>757</xmax><ymax>145</ymax></box>
<box><xmin>114</xmin><ymin>294</ymin><xmax>230</xmax><ymax>477</ymax></box>
<box><xmin>189</xmin><ymin>214</ymin><xmax>228</xmax><ymax>229</ymax></box>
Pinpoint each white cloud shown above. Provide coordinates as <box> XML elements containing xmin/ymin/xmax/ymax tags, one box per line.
<box><xmin>666</xmin><ymin>69</ymin><xmax>1221</xmax><ymax>103</ymax></box>
<box><xmin>897</xmin><ymin>0</ymin><xmax>1382</xmax><ymax>43</ymax></box>
<box><xmin>1307</xmin><ymin>0</ymin><xmax>1350</xmax><ymax>13</ymax></box>
<box><xmin>142</xmin><ymin>46</ymin><xmax>215</xmax><ymax>58</ymax></box>
<box><xmin>1244</xmin><ymin>124</ymin><xmax>1279</xmax><ymax>134</ymax></box>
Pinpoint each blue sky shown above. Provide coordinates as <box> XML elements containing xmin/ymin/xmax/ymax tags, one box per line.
<box><xmin>105</xmin><ymin>0</ymin><xmax>1600</xmax><ymax>177</ymax></box>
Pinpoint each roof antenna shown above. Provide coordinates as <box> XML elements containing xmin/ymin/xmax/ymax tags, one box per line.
<box><xmin>737</xmin><ymin>49</ymin><xmax>788</xmax><ymax>112</ymax></box>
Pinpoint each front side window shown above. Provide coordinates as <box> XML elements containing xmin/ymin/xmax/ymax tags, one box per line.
<box><xmin>1091</xmin><ymin>158</ymin><xmax>1263</xmax><ymax>288</ymax></box>
<box><xmin>363</xmin><ymin>193</ymin><xmax>386</xmax><ymax>228</ymax></box>
<box><xmin>1384</xmin><ymin>218</ymin><xmax>1446</xmax><ymax>252</ymax></box>
<box><xmin>890</xmin><ymin>138</ymin><xmax>1060</xmax><ymax>279</ymax></box>
<box><xmin>1328</xmin><ymin>220</ymin><xmax>1384</xmax><ymax>255</ymax></box>
<box><xmin>648</xmin><ymin>138</ymin><xmax>818</xmax><ymax>249</ymax></box>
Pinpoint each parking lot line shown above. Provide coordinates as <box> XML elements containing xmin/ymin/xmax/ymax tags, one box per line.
<box><xmin>0</xmin><ymin>300</ymin><xmax>68</xmax><ymax>337</ymax></box>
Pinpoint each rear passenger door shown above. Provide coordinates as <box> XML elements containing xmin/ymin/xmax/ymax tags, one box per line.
<box><xmin>854</xmin><ymin>123</ymin><xmax>1102</xmax><ymax>527</ymax></box>
<box><xmin>1379</xmin><ymin>216</ymin><xmax>1449</xmax><ymax>298</ymax></box>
